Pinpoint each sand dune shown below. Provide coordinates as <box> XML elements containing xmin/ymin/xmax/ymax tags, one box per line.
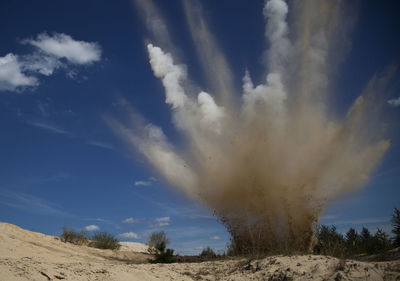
<box><xmin>0</xmin><ymin>222</ymin><xmax>399</xmax><ymax>280</ymax></box>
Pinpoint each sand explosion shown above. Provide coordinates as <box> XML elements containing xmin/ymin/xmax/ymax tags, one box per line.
<box><xmin>108</xmin><ymin>0</ymin><xmax>390</xmax><ymax>253</ymax></box>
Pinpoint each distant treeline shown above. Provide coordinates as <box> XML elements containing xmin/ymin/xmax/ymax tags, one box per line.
<box><xmin>314</xmin><ymin>208</ymin><xmax>400</xmax><ymax>259</ymax></box>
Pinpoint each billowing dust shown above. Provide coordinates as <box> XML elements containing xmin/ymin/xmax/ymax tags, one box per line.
<box><xmin>108</xmin><ymin>0</ymin><xmax>390</xmax><ymax>254</ymax></box>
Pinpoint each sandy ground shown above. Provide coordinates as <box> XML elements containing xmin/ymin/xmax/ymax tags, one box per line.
<box><xmin>1</xmin><ymin>222</ymin><xmax>399</xmax><ymax>281</ymax></box>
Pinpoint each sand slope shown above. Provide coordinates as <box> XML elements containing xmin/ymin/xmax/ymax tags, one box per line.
<box><xmin>1</xmin><ymin>222</ymin><xmax>399</xmax><ymax>280</ymax></box>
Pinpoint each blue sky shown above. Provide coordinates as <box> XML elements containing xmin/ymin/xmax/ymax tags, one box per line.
<box><xmin>0</xmin><ymin>0</ymin><xmax>399</xmax><ymax>255</ymax></box>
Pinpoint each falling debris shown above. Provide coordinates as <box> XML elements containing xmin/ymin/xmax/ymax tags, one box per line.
<box><xmin>108</xmin><ymin>0</ymin><xmax>391</xmax><ymax>254</ymax></box>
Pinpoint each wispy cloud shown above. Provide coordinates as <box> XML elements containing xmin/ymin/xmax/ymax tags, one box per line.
<box><xmin>328</xmin><ymin>217</ymin><xmax>390</xmax><ymax>226</ymax></box>
<box><xmin>130</xmin><ymin>189</ymin><xmax>214</xmax><ymax>220</ymax></box>
<box><xmin>25</xmin><ymin>172</ymin><xmax>71</xmax><ymax>185</ymax></box>
<box><xmin>26</xmin><ymin>120</ymin><xmax>71</xmax><ymax>135</ymax></box>
<box><xmin>149</xmin><ymin>216</ymin><xmax>170</xmax><ymax>227</ymax></box>
<box><xmin>134</xmin><ymin>177</ymin><xmax>157</xmax><ymax>186</ymax></box>
<box><xmin>83</xmin><ymin>225</ymin><xmax>100</xmax><ymax>231</ymax></box>
<box><xmin>0</xmin><ymin>191</ymin><xmax>71</xmax><ymax>217</ymax></box>
<box><xmin>320</xmin><ymin>214</ymin><xmax>337</xmax><ymax>221</ymax></box>
<box><xmin>119</xmin><ymin>232</ymin><xmax>140</xmax><ymax>239</ymax></box>
<box><xmin>210</xmin><ymin>236</ymin><xmax>221</xmax><ymax>240</ymax></box>
<box><xmin>134</xmin><ymin>181</ymin><xmax>152</xmax><ymax>186</ymax></box>
<box><xmin>123</xmin><ymin>217</ymin><xmax>141</xmax><ymax>224</ymax></box>
<box><xmin>86</xmin><ymin>140</ymin><xmax>115</xmax><ymax>150</ymax></box>
<box><xmin>155</xmin><ymin>217</ymin><xmax>170</xmax><ymax>227</ymax></box>
<box><xmin>0</xmin><ymin>32</ymin><xmax>102</xmax><ymax>92</ymax></box>
<box><xmin>388</xmin><ymin>96</ymin><xmax>400</xmax><ymax>107</ymax></box>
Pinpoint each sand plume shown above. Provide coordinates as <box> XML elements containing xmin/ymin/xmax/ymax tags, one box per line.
<box><xmin>108</xmin><ymin>0</ymin><xmax>391</xmax><ymax>254</ymax></box>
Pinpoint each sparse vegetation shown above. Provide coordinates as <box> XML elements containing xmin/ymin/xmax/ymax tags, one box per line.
<box><xmin>150</xmin><ymin>240</ymin><xmax>176</xmax><ymax>263</ymax></box>
<box><xmin>148</xmin><ymin>231</ymin><xmax>176</xmax><ymax>263</ymax></box>
<box><xmin>148</xmin><ymin>230</ymin><xmax>169</xmax><ymax>254</ymax></box>
<box><xmin>200</xmin><ymin>246</ymin><xmax>216</xmax><ymax>259</ymax></box>
<box><xmin>60</xmin><ymin>207</ymin><xmax>399</xmax><ymax>261</ymax></box>
<box><xmin>89</xmin><ymin>231</ymin><xmax>121</xmax><ymax>250</ymax></box>
<box><xmin>60</xmin><ymin>227</ymin><xmax>88</xmax><ymax>245</ymax></box>
<box><xmin>60</xmin><ymin>227</ymin><xmax>120</xmax><ymax>250</ymax></box>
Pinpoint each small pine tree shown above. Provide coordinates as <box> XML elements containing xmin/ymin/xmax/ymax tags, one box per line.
<box><xmin>314</xmin><ymin>225</ymin><xmax>345</xmax><ymax>257</ymax></box>
<box><xmin>345</xmin><ymin>228</ymin><xmax>360</xmax><ymax>255</ymax></box>
<box><xmin>373</xmin><ymin>228</ymin><xmax>392</xmax><ymax>253</ymax></box>
<box><xmin>360</xmin><ymin>227</ymin><xmax>373</xmax><ymax>254</ymax></box>
<box><xmin>391</xmin><ymin>207</ymin><xmax>400</xmax><ymax>247</ymax></box>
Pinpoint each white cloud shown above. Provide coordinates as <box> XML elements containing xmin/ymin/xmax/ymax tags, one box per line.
<box><xmin>123</xmin><ymin>217</ymin><xmax>140</xmax><ymax>224</ymax></box>
<box><xmin>0</xmin><ymin>32</ymin><xmax>102</xmax><ymax>93</ymax></box>
<box><xmin>210</xmin><ymin>236</ymin><xmax>221</xmax><ymax>240</ymax></box>
<box><xmin>24</xmin><ymin>33</ymin><xmax>101</xmax><ymax>65</ymax></box>
<box><xmin>83</xmin><ymin>225</ymin><xmax>100</xmax><ymax>231</ymax></box>
<box><xmin>21</xmin><ymin>53</ymin><xmax>61</xmax><ymax>76</ymax></box>
<box><xmin>388</xmin><ymin>97</ymin><xmax>400</xmax><ymax>107</ymax></box>
<box><xmin>119</xmin><ymin>232</ymin><xmax>140</xmax><ymax>239</ymax></box>
<box><xmin>0</xmin><ymin>53</ymin><xmax>38</xmax><ymax>91</ymax></box>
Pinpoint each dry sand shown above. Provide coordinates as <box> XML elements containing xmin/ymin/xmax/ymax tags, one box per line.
<box><xmin>0</xmin><ymin>222</ymin><xmax>399</xmax><ymax>280</ymax></box>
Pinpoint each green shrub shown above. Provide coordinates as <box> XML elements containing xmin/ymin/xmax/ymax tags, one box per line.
<box><xmin>60</xmin><ymin>227</ymin><xmax>88</xmax><ymax>245</ymax></box>
<box><xmin>150</xmin><ymin>240</ymin><xmax>176</xmax><ymax>263</ymax></box>
<box><xmin>148</xmin><ymin>231</ymin><xmax>169</xmax><ymax>254</ymax></box>
<box><xmin>89</xmin><ymin>231</ymin><xmax>121</xmax><ymax>250</ymax></box>
<box><xmin>147</xmin><ymin>231</ymin><xmax>176</xmax><ymax>263</ymax></box>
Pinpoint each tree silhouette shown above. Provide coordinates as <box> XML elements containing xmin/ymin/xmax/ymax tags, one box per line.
<box><xmin>345</xmin><ymin>228</ymin><xmax>360</xmax><ymax>255</ymax></box>
<box><xmin>391</xmin><ymin>207</ymin><xmax>400</xmax><ymax>247</ymax></box>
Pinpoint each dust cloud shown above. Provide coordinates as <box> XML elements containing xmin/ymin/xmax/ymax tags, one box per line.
<box><xmin>108</xmin><ymin>0</ymin><xmax>390</xmax><ymax>253</ymax></box>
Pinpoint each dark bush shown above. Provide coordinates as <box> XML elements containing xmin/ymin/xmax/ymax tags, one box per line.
<box><xmin>392</xmin><ymin>207</ymin><xmax>400</xmax><ymax>247</ymax></box>
<box><xmin>147</xmin><ymin>231</ymin><xmax>176</xmax><ymax>263</ymax></box>
<box><xmin>314</xmin><ymin>225</ymin><xmax>345</xmax><ymax>258</ymax></box>
<box><xmin>200</xmin><ymin>246</ymin><xmax>217</xmax><ymax>258</ymax></box>
<box><xmin>89</xmin><ymin>231</ymin><xmax>121</xmax><ymax>250</ymax></box>
<box><xmin>226</xmin><ymin>240</ymin><xmax>238</xmax><ymax>256</ymax></box>
<box><xmin>60</xmin><ymin>227</ymin><xmax>88</xmax><ymax>245</ymax></box>
<box><xmin>150</xmin><ymin>240</ymin><xmax>176</xmax><ymax>263</ymax></box>
<box><xmin>345</xmin><ymin>228</ymin><xmax>361</xmax><ymax>255</ymax></box>
<box><xmin>373</xmin><ymin>228</ymin><xmax>392</xmax><ymax>252</ymax></box>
